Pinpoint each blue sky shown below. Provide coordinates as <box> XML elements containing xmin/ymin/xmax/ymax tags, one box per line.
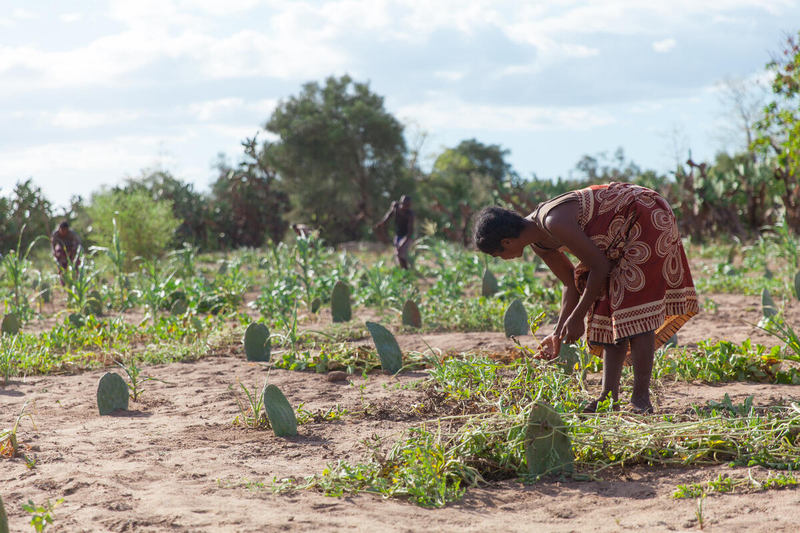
<box><xmin>1</xmin><ymin>0</ymin><xmax>798</xmax><ymax>208</ymax></box>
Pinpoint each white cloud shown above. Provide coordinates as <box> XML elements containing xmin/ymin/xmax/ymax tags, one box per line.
<box><xmin>60</xmin><ymin>13</ymin><xmax>84</xmax><ymax>23</ymax></box>
<box><xmin>44</xmin><ymin>109</ymin><xmax>141</xmax><ymax>130</ymax></box>
<box><xmin>398</xmin><ymin>98</ymin><xmax>616</xmax><ymax>132</ymax></box>
<box><xmin>434</xmin><ymin>70</ymin><xmax>468</xmax><ymax>82</ymax></box>
<box><xmin>187</xmin><ymin>98</ymin><xmax>245</xmax><ymax>121</ymax></box>
<box><xmin>12</xmin><ymin>8</ymin><xmax>38</xmax><ymax>20</ymax></box>
<box><xmin>0</xmin><ymin>17</ymin><xmax>12</xmax><ymax>27</ymax></box>
<box><xmin>653</xmin><ymin>38</ymin><xmax>677</xmax><ymax>53</ymax></box>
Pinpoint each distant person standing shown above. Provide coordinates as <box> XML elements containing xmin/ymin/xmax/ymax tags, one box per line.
<box><xmin>376</xmin><ymin>195</ymin><xmax>414</xmax><ymax>269</ymax></box>
<box><xmin>51</xmin><ymin>221</ymin><xmax>81</xmax><ymax>282</ymax></box>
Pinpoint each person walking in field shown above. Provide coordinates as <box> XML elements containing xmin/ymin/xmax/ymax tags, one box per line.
<box><xmin>473</xmin><ymin>182</ymin><xmax>698</xmax><ymax>413</ymax></box>
<box><xmin>51</xmin><ymin>220</ymin><xmax>81</xmax><ymax>283</ymax></box>
<box><xmin>375</xmin><ymin>195</ymin><xmax>415</xmax><ymax>269</ymax></box>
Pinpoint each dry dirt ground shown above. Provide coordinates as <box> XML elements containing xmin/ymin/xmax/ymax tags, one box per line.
<box><xmin>3</xmin><ymin>292</ymin><xmax>800</xmax><ymax>532</ymax></box>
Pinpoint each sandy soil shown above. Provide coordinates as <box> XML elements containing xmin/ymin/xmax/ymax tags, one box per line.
<box><xmin>2</xmin><ymin>292</ymin><xmax>800</xmax><ymax>532</ymax></box>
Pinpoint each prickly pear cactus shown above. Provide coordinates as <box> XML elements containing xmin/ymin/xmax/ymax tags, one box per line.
<box><xmin>1</xmin><ymin>313</ymin><xmax>20</xmax><ymax>335</ymax></box>
<box><xmin>263</xmin><ymin>384</ymin><xmax>298</xmax><ymax>437</ymax></box>
<box><xmin>0</xmin><ymin>494</ymin><xmax>8</xmax><ymax>533</ymax></box>
<box><xmin>556</xmin><ymin>343</ymin><xmax>580</xmax><ymax>374</ymax></box>
<box><xmin>665</xmin><ymin>334</ymin><xmax>678</xmax><ymax>348</ymax></box>
<box><xmin>402</xmin><ymin>300</ymin><xmax>422</xmax><ymax>328</ymax></box>
<box><xmin>761</xmin><ymin>288</ymin><xmax>777</xmax><ymax>318</ymax></box>
<box><xmin>87</xmin><ymin>290</ymin><xmax>104</xmax><ymax>316</ymax></box>
<box><xmin>311</xmin><ymin>297</ymin><xmax>322</xmax><ymax>314</ymax></box>
<box><xmin>503</xmin><ymin>299</ymin><xmax>528</xmax><ymax>337</ymax></box>
<box><xmin>481</xmin><ymin>268</ymin><xmax>498</xmax><ymax>297</ymax></box>
<box><xmin>68</xmin><ymin>313</ymin><xmax>85</xmax><ymax>328</ymax></box>
<box><xmin>41</xmin><ymin>280</ymin><xmax>52</xmax><ymax>304</ymax></box>
<box><xmin>244</xmin><ymin>323</ymin><xmax>271</xmax><ymax>362</ymax></box>
<box><xmin>331</xmin><ymin>281</ymin><xmax>352</xmax><ymax>323</ymax></box>
<box><xmin>525</xmin><ymin>402</ymin><xmax>574</xmax><ymax>477</ymax></box>
<box><xmin>795</xmin><ymin>271</ymin><xmax>800</xmax><ymax>301</ymax></box>
<box><xmin>170</xmin><ymin>298</ymin><xmax>188</xmax><ymax>315</ymax></box>
<box><xmin>97</xmin><ymin>372</ymin><xmax>129</xmax><ymax>415</ymax></box>
<box><xmin>366</xmin><ymin>321</ymin><xmax>403</xmax><ymax>374</ymax></box>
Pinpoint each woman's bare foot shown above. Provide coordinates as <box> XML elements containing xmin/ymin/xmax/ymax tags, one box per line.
<box><xmin>629</xmin><ymin>394</ymin><xmax>654</xmax><ymax>414</ymax></box>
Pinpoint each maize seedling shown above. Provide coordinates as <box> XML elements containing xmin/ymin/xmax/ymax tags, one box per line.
<box><xmin>97</xmin><ymin>372</ymin><xmax>129</xmax><ymax>415</ymax></box>
<box><xmin>263</xmin><ymin>384</ymin><xmax>298</xmax><ymax>437</ymax></box>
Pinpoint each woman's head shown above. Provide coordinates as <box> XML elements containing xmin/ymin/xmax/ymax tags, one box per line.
<box><xmin>472</xmin><ymin>206</ymin><xmax>527</xmax><ymax>257</ymax></box>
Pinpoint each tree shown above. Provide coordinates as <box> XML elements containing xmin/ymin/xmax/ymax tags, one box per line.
<box><xmin>116</xmin><ymin>170</ymin><xmax>210</xmax><ymax>249</ymax></box>
<box><xmin>419</xmin><ymin>140</ymin><xmax>516</xmax><ymax>246</ymax></box>
<box><xmin>85</xmin><ymin>189</ymin><xmax>179</xmax><ymax>266</ymax></box>
<box><xmin>209</xmin><ymin>136</ymin><xmax>291</xmax><ymax>249</ymax></box>
<box><xmin>265</xmin><ymin>75</ymin><xmax>409</xmax><ymax>244</ymax></box>
<box><xmin>0</xmin><ymin>179</ymin><xmax>55</xmax><ymax>255</ymax></box>
<box><xmin>754</xmin><ymin>31</ymin><xmax>800</xmax><ymax>231</ymax></box>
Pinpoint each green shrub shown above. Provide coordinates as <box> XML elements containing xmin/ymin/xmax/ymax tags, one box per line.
<box><xmin>85</xmin><ymin>190</ymin><xmax>178</xmax><ymax>267</ymax></box>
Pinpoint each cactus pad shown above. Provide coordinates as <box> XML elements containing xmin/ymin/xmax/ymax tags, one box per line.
<box><xmin>366</xmin><ymin>321</ymin><xmax>403</xmax><ymax>374</ymax></box>
<box><xmin>97</xmin><ymin>372</ymin><xmax>129</xmax><ymax>415</ymax></box>
<box><xmin>402</xmin><ymin>300</ymin><xmax>422</xmax><ymax>328</ymax></box>
<box><xmin>263</xmin><ymin>384</ymin><xmax>297</xmax><ymax>437</ymax></box>
<box><xmin>1</xmin><ymin>313</ymin><xmax>20</xmax><ymax>335</ymax></box>
<box><xmin>556</xmin><ymin>343</ymin><xmax>580</xmax><ymax>374</ymax></box>
<box><xmin>68</xmin><ymin>313</ymin><xmax>85</xmax><ymax>328</ymax></box>
<box><xmin>481</xmin><ymin>268</ymin><xmax>498</xmax><ymax>297</ymax></box>
<box><xmin>170</xmin><ymin>298</ymin><xmax>188</xmax><ymax>315</ymax></box>
<box><xmin>795</xmin><ymin>271</ymin><xmax>800</xmax><ymax>300</ymax></box>
<box><xmin>244</xmin><ymin>323</ymin><xmax>271</xmax><ymax>362</ymax></box>
<box><xmin>761</xmin><ymin>288</ymin><xmax>777</xmax><ymax>318</ymax></box>
<box><xmin>503</xmin><ymin>299</ymin><xmax>528</xmax><ymax>337</ymax></box>
<box><xmin>0</xmin><ymin>494</ymin><xmax>8</xmax><ymax>533</ymax></box>
<box><xmin>311</xmin><ymin>297</ymin><xmax>322</xmax><ymax>313</ymax></box>
<box><xmin>524</xmin><ymin>402</ymin><xmax>574</xmax><ymax>477</ymax></box>
<box><xmin>87</xmin><ymin>290</ymin><xmax>104</xmax><ymax>316</ymax></box>
<box><xmin>331</xmin><ymin>281</ymin><xmax>352</xmax><ymax>323</ymax></box>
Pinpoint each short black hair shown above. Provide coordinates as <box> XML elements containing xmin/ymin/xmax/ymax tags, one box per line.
<box><xmin>472</xmin><ymin>206</ymin><xmax>526</xmax><ymax>254</ymax></box>
<box><xmin>59</xmin><ymin>221</ymin><xmax>70</xmax><ymax>230</ymax></box>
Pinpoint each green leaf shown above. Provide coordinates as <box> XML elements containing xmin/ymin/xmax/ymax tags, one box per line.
<box><xmin>97</xmin><ymin>372</ymin><xmax>129</xmax><ymax>415</ymax></box>
<box><xmin>794</xmin><ymin>271</ymin><xmax>800</xmax><ymax>301</ymax></box>
<box><xmin>263</xmin><ymin>384</ymin><xmax>298</xmax><ymax>437</ymax></box>
<box><xmin>331</xmin><ymin>281</ymin><xmax>352</xmax><ymax>323</ymax></box>
<box><xmin>402</xmin><ymin>300</ymin><xmax>422</xmax><ymax>328</ymax></box>
<box><xmin>481</xmin><ymin>268</ymin><xmax>498</xmax><ymax>297</ymax></box>
<box><xmin>1</xmin><ymin>313</ymin><xmax>20</xmax><ymax>336</ymax></box>
<box><xmin>761</xmin><ymin>288</ymin><xmax>778</xmax><ymax>318</ymax></box>
<box><xmin>503</xmin><ymin>299</ymin><xmax>528</xmax><ymax>337</ymax></box>
<box><xmin>244</xmin><ymin>323</ymin><xmax>271</xmax><ymax>362</ymax></box>
<box><xmin>0</xmin><ymin>494</ymin><xmax>8</xmax><ymax>533</ymax></box>
<box><xmin>525</xmin><ymin>402</ymin><xmax>574</xmax><ymax>477</ymax></box>
<box><xmin>365</xmin><ymin>321</ymin><xmax>403</xmax><ymax>374</ymax></box>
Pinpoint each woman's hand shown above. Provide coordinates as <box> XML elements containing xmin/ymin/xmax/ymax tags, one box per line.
<box><xmin>558</xmin><ymin>314</ymin><xmax>585</xmax><ymax>345</ymax></box>
<box><xmin>536</xmin><ymin>334</ymin><xmax>561</xmax><ymax>360</ymax></box>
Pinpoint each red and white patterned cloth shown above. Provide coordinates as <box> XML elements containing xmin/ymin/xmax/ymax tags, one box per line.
<box><xmin>560</xmin><ymin>182</ymin><xmax>698</xmax><ymax>354</ymax></box>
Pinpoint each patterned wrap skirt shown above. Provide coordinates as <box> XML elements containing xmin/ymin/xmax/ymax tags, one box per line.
<box><xmin>570</xmin><ymin>183</ymin><xmax>698</xmax><ymax>355</ymax></box>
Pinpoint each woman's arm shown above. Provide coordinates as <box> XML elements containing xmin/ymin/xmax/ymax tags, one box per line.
<box><xmin>534</xmin><ymin>247</ymin><xmax>580</xmax><ymax>335</ymax></box>
<box><xmin>544</xmin><ymin>203</ymin><xmax>610</xmax><ymax>343</ymax></box>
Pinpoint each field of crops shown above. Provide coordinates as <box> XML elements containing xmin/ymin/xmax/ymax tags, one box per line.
<box><xmin>2</xmin><ymin>234</ymin><xmax>800</xmax><ymax>532</ymax></box>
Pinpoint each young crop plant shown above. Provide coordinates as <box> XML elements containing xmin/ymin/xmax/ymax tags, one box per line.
<box><xmin>231</xmin><ymin>377</ymin><xmax>269</xmax><ymax>429</ymax></box>
<box><xmin>21</xmin><ymin>498</ymin><xmax>63</xmax><ymax>533</ymax></box>
<box><xmin>674</xmin><ymin>471</ymin><xmax>799</xmax><ymax>498</ymax></box>
<box><xmin>1</xmin><ymin>400</ymin><xmax>36</xmax><ymax>460</ymax></box>
<box><xmin>115</xmin><ymin>358</ymin><xmax>168</xmax><ymax>401</ymax></box>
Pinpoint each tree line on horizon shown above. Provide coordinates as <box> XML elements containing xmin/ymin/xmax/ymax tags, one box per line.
<box><xmin>1</xmin><ymin>32</ymin><xmax>799</xmax><ymax>261</ymax></box>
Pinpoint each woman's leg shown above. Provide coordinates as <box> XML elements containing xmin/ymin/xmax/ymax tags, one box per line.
<box><xmin>584</xmin><ymin>339</ymin><xmax>628</xmax><ymax>412</ymax></box>
<box><xmin>629</xmin><ymin>331</ymin><xmax>655</xmax><ymax>412</ymax></box>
